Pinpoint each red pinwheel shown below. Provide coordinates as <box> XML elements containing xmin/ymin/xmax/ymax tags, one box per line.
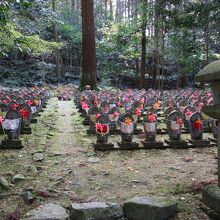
<box><xmin>186</xmin><ymin>110</ymin><xmax>192</xmax><ymax>117</ymax></box>
<box><xmin>0</xmin><ymin>115</ymin><xmax>3</xmax><ymax>125</ymax></box>
<box><xmin>95</xmin><ymin>113</ymin><xmax>100</xmax><ymax>119</ymax></box>
<box><xmin>113</xmin><ymin>112</ymin><xmax>119</xmax><ymax>119</ymax></box>
<box><xmin>20</xmin><ymin>109</ymin><xmax>29</xmax><ymax>119</ymax></box>
<box><xmin>26</xmin><ymin>100</ymin><xmax>33</xmax><ymax>105</ymax></box>
<box><xmin>93</xmin><ymin>99</ymin><xmax>99</xmax><ymax>106</ymax></box>
<box><xmin>12</xmin><ymin>103</ymin><xmax>18</xmax><ymax>110</ymax></box>
<box><xmin>82</xmin><ymin>102</ymin><xmax>89</xmax><ymax>111</ymax></box>
<box><xmin>198</xmin><ymin>102</ymin><xmax>204</xmax><ymax>108</ymax></box>
<box><xmin>139</xmin><ymin>104</ymin><xmax>143</xmax><ymax>110</ymax></box>
<box><xmin>95</xmin><ymin>122</ymin><xmax>109</xmax><ymax>134</ymax></box>
<box><xmin>136</xmin><ymin>108</ymin><xmax>141</xmax><ymax>116</ymax></box>
<box><xmin>176</xmin><ymin>118</ymin><xmax>182</xmax><ymax>125</ymax></box>
<box><xmin>194</xmin><ymin>119</ymin><xmax>202</xmax><ymax>131</ymax></box>
<box><xmin>117</xmin><ymin>101</ymin><xmax>122</xmax><ymax>107</ymax></box>
<box><xmin>2</xmin><ymin>99</ymin><xmax>8</xmax><ymax>104</ymax></box>
<box><xmin>148</xmin><ymin>114</ymin><xmax>156</xmax><ymax>123</ymax></box>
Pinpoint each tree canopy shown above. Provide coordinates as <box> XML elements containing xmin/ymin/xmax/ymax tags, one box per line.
<box><xmin>0</xmin><ymin>0</ymin><xmax>219</xmax><ymax>88</ymax></box>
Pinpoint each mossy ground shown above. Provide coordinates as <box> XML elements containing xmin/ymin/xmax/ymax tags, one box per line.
<box><xmin>0</xmin><ymin>94</ymin><xmax>218</xmax><ymax>219</ymax></box>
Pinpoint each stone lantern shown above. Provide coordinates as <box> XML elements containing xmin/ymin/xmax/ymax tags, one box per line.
<box><xmin>195</xmin><ymin>60</ymin><xmax>220</xmax><ymax>217</ymax></box>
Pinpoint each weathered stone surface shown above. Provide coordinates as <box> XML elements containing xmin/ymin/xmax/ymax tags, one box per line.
<box><xmin>123</xmin><ymin>196</ymin><xmax>178</xmax><ymax>220</ymax></box>
<box><xmin>196</xmin><ymin>60</ymin><xmax>220</xmax><ymax>82</ymax></box>
<box><xmin>0</xmin><ymin>176</ymin><xmax>10</xmax><ymax>190</ymax></box>
<box><xmin>70</xmin><ymin>202</ymin><xmax>124</xmax><ymax>220</ymax></box>
<box><xmin>88</xmin><ymin>157</ymin><xmax>101</xmax><ymax>163</ymax></box>
<box><xmin>12</xmin><ymin>174</ymin><xmax>26</xmax><ymax>183</ymax></box>
<box><xmin>33</xmin><ymin>153</ymin><xmax>44</xmax><ymax>162</ymax></box>
<box><xmin>203</xmin><ymin>185</ymin><xmax>220</xmax><ymax>216</ymax></box>
<box><xmin>22</xmin><ymin>190</ymin><xmax>35</xmax><ymax>204</ymax></box>
<box><xmin>27</xmin><ymin>165</ymin><xmax>38</xmax><ymax>174</ymax></box>
<box><xmin>26</xmin><ymin>203</ymin><xmax>69</xmax><ymax>220</ymax></box>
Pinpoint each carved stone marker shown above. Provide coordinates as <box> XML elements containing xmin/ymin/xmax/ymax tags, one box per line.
<box><xmin>142</xmin><ymin>113</ymin><xmax>164</xmax><ymax>149</ymax></box>
<box><xmin>0</xmin><ymin>108</ymin><xmax>23</xmax><ymax>149</ymax></box>
<box><xmin>93</xmin><ymin>115</ymin><xmax>114</xmax><ymax>151</ymax></box>
<box><xmin>165</xmin><ymin>110</ymin><xmax>188</xmax><ymax>148</ymax></box>
<box><xmin>195</xmin><ymin>60</ymin><xmax>220</xmax><ymax>217</ymax></box>
<box><xmin>19</xmin><ymin>103</ymin><xmax>32</xmax><ymax>134</ymax></box>
<box><xmin>118</xmin><ymin>113</ymin><xmax>139</xmax><ymax>150</ymax></box>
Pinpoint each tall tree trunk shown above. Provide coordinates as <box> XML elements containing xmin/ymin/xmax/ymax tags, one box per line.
<box><xmin>139</xmin><ymin>0</ymin><xmax>147</xmax><ymax>89</ymax></box>
<box><xmin>81</xmin><ymin>0</ymin><xmax>97</xmax><ymax>89</ymax></box>
<box><xmin>127</xmin><ymin>0</ymin><xmax>131</xmax><ymax>20</ymax></box>
<box><xmin>109</xmin><ymin>0</ymin><xmax>113</xmax><ymax>20</ymax></box>
<box><xmin>203</xmin><ymin>16</ymin><xmax>209</xmax><ymax>67</ymax></box>
<box><xmin>105</xmin><ymin>0</ymin><xmax>108</xmax><ymax>19</ymax></box>
<box><xmin>52</xmin><ymin>0</ymin><xmax>61</xmax><ymax>81</ymax></box>
<box><xmin>152</xmin><ymin>0</ymin><xmax>159</xmax><ymax>89</ymax></box>
<box><xmin>71</xmin><ymin>0</ymin><xmax>76</xmax><ymax>12</ymax></box>
<box><xmin>140</xmin><ymin>26</ymin><xmax>147</xmax><ymax>89</ymax></box>
<box><xmin>161</xmin><ymin>18</ymin><xmax>166</xmax><ymax>92</ymax></box>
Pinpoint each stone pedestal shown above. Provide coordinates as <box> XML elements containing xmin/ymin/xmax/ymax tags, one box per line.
<box><xmin>109</xmin><ymin>129</ymin><xmax>120</xmax><ymax>135</ymax></box>
<box><xmin>142</xmin><ymin>141</ymin><xmax>164</xmax><ymax>149</ymax></box>
<box><xmin>203</xmin><ymin>185</ymin><xmax>220</xmax><ymax>217</ymax></box>
<box><xmin>188</xmin><ymin>139</ymin><xmax>210</xmax><ymax>148</ymax></box>
<box><xmin>0</xmin><ymin>140</ymin><xmax>23</xmax><ymax>149</ymax></box>
<box><xmin>21</xmin><ymin>127</ymin><xmax>32</xmax><ymax>135</ymax></box>
<box><xmin>0</xmin><ymin>128</ymin><xmax>4</xmax><ymax>135</ymax></box>
<box><xmin>31</xmin><ymin>118</ymin><xmax>38</xmax><ymax>124</ymax></box>
<box><xmin>195</xmin><ymin>60</ymin><xmax>220</xmax><ymax>217</ymax></box>
<box><xmin>118</xmin><ymin>142</ymin><xmax>140</xmax><ymax>150</ymax></box>
<box><xmin>165</xmin><ymin>140</ymin><xmax>188</xmax><ymax>149</ymax></box>
<box><xmin>134</xmin><ymin>128</ymin><xmax>143</xmax><ymax>135</ymax></box>
<box><xmin>93</xmin><ymin>143</ymin><xmax>115</xmax><ymax>151</ymax></box>
<box><xmin>86</xmin><ymin>129</ymin><xmax>96</xmax><ymax>135</ymax></box>
<box><xmin>83</xmin><ymin>119</ymin><xmax>90</xmax><ymax>125</ymax></box>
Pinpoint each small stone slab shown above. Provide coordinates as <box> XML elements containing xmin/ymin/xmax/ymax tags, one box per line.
<box><xmin>34</xmin><ymin>113</ymin><xmax>41</xmax><ymax>117</ymax></box>
<box><xmin>83</xmin><ymin>120</ymin><xmax>90</xmax><ymax>126</ymax></box>
<box><xmin>12</xmin><ymin>174</ymin><xmax>26</xmax><ymax>183</ymax></box>
<box><xmin>21</xmin><ymin>127</ymin><xmax>32</xmax><ymax>135</ymax></box>
<box><xmin>134</xmin><ymin>129</ymin><xmax>143</xmax><ymax>135</ymax></box>
<box><xmin>203</xmin><ymin>185</ymin><xmax>220</xmax><ymax>217</ymax></box>
<box><xmin>0</xmin><ymin>140</ymin><xmax>23</xmax><ymax>149</ymax></box>
<box><xmin>88</xmin><ymin>157</ymin><xmax>101</xmax><ymax>163</ymax></box>
<box><xmin>70</xmin><ymin>202</ymin><xmax>124</xmax><ymax>220</ymax></box>
<box><xmin>31</xmin><ymin>118</ymin><xmax>38</xmax><ymax>124</ymax></box>
<box><xmin>0</xmin><ymin>176</ymin><xmax>10</xmax><ymax>190</ymax></box>
<box><xmin>123</xmin><ymin>196</ymin><xmax>178</xmax><ymax>220</ymax></box>
<box><xmin>26</xmin><ymin>203</ymin><xmax>69</xmax><ymax>220</ymax></box>
<box><xmin>188</xmin><ymin>139</ymin><xmax>211</xmax><ymax>148</ymax></box>
<box><xmin>93</xmin><ymin>143</ymin><xmax>115</xmax><ymax>151</ymax></box>
<box><xmin>165</xmin><ymin>140</ymin><xmax>188</xmax><ymax>149</ymax></box>
<box><xmin>33</xmin><ymin>153</ymin><xmax>44</xmax><ymax>162</ymax></box>
<box><xmin>87</xmin><ymin>129</ymin><xmax>96</xmax><ymax>135</ymax></box>
<box><xmin>109</xmin><ymin>129</ymin><xmax>120</xmax><ymax>135</ymax></box>
<box><xmin>118</xmin><ymin>142</ymin><xmax>140</xmax><ymax>150</ymax></box>
<box><xmin>157</xmin><ymin>129</ymin><xmax>166</xmax><ymax>135</ymax></box>
<box><xmin>142</xmin><ymin>141</ymin><xmax>165</xmax><ymax>149</ymax></box>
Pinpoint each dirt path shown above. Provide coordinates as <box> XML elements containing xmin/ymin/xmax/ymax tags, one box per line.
<box><xmin>49</xmin><ymin>100</ymin><xmax>79</xmax><ymax>155</ymax></box>
<box><xmin>0</xmin><ymin>96</ymin><xmax>218</xmax><ymax>219</ymax></box>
